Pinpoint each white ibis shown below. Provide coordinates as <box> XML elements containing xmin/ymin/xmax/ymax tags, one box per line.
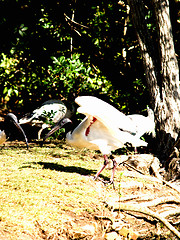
<box><xmin>43</xmin><ymin>96</ymin><xmax>148</xmax><ymax>185</ymax></box>
<box><xmin>19</xmin><ymin>99</ymin><xmax>75</xmax><ymax>139</ymax></box>
<box><xmin>0</xmin><ymin>113</ymin><xmax>29</xmax><ymax>149</ymax></box>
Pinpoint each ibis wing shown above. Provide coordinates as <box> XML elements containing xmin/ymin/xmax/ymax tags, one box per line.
<box><xmin>76</xmin><ymin>96</ymin><xmax>147</xmax><ymax>148</ymax></box>
<box><xmin>75</xmin><ymin>96</ymin><xmax>136</xmax><ymax>134</ymax></box>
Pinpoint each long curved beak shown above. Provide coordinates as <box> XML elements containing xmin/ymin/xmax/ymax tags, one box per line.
<box><xmin>6</xmin><ymin>113</ymin><xmax>29</xmax><ymax>149</ymax></box>
<box><xmin>13</xmin><ymin>121</ymin><xmax>29</xmax><ymax>149</ymax></box>
<box><xmin>43</xmin><ymin>118</ymin><xmax>72</xmax><ymax>144</ymax></box>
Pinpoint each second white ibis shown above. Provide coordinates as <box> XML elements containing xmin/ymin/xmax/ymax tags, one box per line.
<box><xmin>19</xmin><ymin>99</ymin><xmax>75</xmax><ymax>139</ymax></box>
<box><xmin>127</xmin><ymin>107</ymin><xmax>155</xmax><ymax>152</ymax></box>
<box><xmin>128</xmin><ymin>106</ymin><xmax>155</xmax><ymax>138</ymax></box>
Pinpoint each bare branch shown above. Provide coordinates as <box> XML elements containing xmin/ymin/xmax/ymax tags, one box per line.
<box><xmin>64</xmin><ymin>13</ymin><xmax>89</xmax><ymax>29</ymax></box>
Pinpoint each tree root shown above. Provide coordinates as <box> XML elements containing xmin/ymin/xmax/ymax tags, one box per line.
<box><xmin>122</xmin><ymin>162</ymin><xmax>180</xmax><ymax>194</ymax></box>
<box><xmin>142</xmin><ymin>196</ymin><xmax>180</xmax><ymax>207</ymax></box>
<box><xmin>107</xmin><ymin>196</ymin><xmax>180</xmax><ymax>239</ymax></box>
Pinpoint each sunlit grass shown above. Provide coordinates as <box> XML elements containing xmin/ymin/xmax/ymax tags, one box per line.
<box><xmin>0</xmin><ymin>141</ymin><xmax>118</xmax><ymax>238</ymax></box>
<box><xmin>0</xmin><ymin>140</ymin><xmax>163</xmax><ymax>239</ymax></box>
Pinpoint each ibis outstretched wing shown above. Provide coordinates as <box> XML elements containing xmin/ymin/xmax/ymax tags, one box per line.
<box><xmin>75</xmin><ymin>96</ymin><xmax>136</xmax><ymax>134</ymax></box>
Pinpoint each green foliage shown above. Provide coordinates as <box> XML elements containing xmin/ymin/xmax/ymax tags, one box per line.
<box><xmin>0</xmin><ymin>53</ymin><xmax>20</xmax><ymax>103</ymax></box>
<box><xmin>41</xmin><ymin>110</ymin><xmax>58</xmax><ymax>124</ymax></box>
<box><xmin>0</xmin><ymin>52</ymin><xmax>48</xmax><ymax>108</ymax></box>
<box><xmin>0</xmin><ymin>51</ymin><xmax>113</xmax><ymax>111</ymax></box>
<box><xmin>41</xmin><ymin>110</ymin><xmax>65</xmax><ymax>139</ymax></box>
<box><xmin>47</xmin><ymin>53</ymin><xmax>112</xmax><ymax>99</ymax></box>
<box><xmin>0</xmin><ymin>0</ymin><xmax>179</xmax><ymax>113</ymax></box>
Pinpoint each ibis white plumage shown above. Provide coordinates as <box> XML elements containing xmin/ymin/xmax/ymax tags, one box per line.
<box><xmin>0</xmin><ymin>113</ymin><xmax>29</xmax><ymax>149</ymax></box>
<box><xmin>128</xmin><ymin>106</ymin><xmax>155</xmax><ymax>139</ymax></box>
<box><xmin>19</xmin><ymin>99</ymin><xmax>75</xmax><ymax>139</ymax></box>
<box><xmin>43</xmin><ymin>96</ymin><xmax>148</xmax><ymax>185</ymax></box>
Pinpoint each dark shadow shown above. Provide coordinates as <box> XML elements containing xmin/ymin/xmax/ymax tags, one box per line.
<box><xmin>20</xmin><ymin>161</ymin><xmax>110</xmax><ymax>181</ymax></box>
<box><xmin>37</xmin><ymin>161</ymin><xmax>95</xmax><ymax>176</ymax></box>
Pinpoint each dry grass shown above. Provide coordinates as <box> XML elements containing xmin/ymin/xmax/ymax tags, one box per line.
<box><xmin>0</xmin><ymin>140</ymin><xmax>119</xmax><ymax>239</ymax></box>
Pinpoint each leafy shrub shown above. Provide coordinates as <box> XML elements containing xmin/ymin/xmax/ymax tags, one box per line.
<box><xmin>0</xmin><ymin>53</ymin><xmax>19</xmax><ymax>104</ymax></box>
<box><xmin>0</xmin><ymin>52</ymin><xmax>115</xmax><ymax>111</ymax></box>
<box><xmin>47</xmin><ymin>53</ymin><xmax>113</xmax><ymax>100</ymax></box>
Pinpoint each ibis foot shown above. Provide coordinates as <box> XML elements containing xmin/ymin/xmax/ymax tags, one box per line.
<box><xmin>102</xmin><ymin>180</ymin><xmax>115</xmax><ymax>189</ymax></box>
<box><xmin>93</xmin><ymin>176</ymin><xmax>115</xmax><ymax>189</ymax></box>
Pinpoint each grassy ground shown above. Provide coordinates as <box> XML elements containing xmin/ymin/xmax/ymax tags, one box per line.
<box><xmin>1</xmin><ymin>140</ymin><xmax>180</xmax><ymax>239</ymax></box>
<box><xmin>0</xmin><ymin>140</ymin><xmax>121</xmax><ymax>239</ymax></box>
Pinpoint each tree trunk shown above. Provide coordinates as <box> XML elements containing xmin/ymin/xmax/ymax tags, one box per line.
<box><xmin>127</xmin><ymin>0</ymin><xmax>180</xmax><ymax>163</ymax></box>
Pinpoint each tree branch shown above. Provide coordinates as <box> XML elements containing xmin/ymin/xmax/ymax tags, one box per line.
<box><xmin>64</xmin><ymin>13</ymin><xmax>89</xmax><ymax>29</ymax></box>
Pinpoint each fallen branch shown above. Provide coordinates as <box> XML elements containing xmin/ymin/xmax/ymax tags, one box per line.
<box><xmin>108</xmin><ymin>202</ymin><xmax>180</xmax><ymax>238</ymax></box>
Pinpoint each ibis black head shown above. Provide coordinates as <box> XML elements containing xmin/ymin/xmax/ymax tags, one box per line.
<box><xmin>4</xmin><ymin>113</ymin><xmax>29</xmax><ymax>149</ymax></box>
<box><xmin>42</xmin><ymin>117</ymin><xmax>72</xmax><ymax>144</ymax></box>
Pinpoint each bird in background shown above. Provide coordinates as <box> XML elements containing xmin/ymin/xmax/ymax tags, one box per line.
<box><xmin>0</xmin><ymin>113</ymin><xmax>29</xmax><ymax>149</ymax></box>
<box><xmin>128</xmin><ymin>106</ymin><xmax>155</xmax><ymax>138</ymax></box>
<box><xmin>43</xmin><ymin>96</ymin><xmax>148</xmax><ymax>185</ymax></box>
<box><xmin>19</xmin><ymin>99</ymin><xmax>75</xmax><ymax>139</ymax></box>
<box><xmin>127</xmin><ymin>106</ymin><xmax>155</xmax><ymax>152</ymax></box>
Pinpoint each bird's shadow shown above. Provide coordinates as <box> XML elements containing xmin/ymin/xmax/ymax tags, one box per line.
<box><xmin>20</xmin><ymin>161</ymin><xmax>110</xmax><ymax>181</ymax></box>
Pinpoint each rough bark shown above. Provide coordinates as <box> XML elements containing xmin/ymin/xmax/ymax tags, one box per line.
<box><xmin>127</xmin><ymin>0</ymin><xmax>180</xmax><ymax>163</ymax></box>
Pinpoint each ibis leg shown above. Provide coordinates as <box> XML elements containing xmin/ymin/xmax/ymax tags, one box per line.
<box><xmin>94</xmin><ymin>155</ymin><xmax>109</xmax><ymax>180</ymax></box>
<box><xmin>110</xmin><ymin>158</ymin><xmax>117</xmax><ymax>183</ymax></box>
